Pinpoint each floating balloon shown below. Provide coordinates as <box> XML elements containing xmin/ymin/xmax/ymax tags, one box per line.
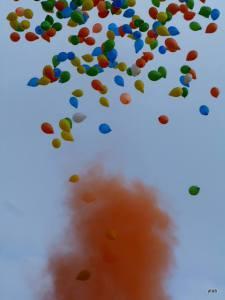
<box><xmin>72</xmin><ymin>113</ymin><xmax>87</xmax><ymax>123</ymax></box>
<box><xmin>199</xmin><ymin>105</ymin><xmax>209</xmax><ymax>116</ymax></box>
<box><xmin>158</xmin><ymin>115</ymin><xmax>169</xmax><ymax>125</ymax></box>
<box><xmin>120</xmin><ymin>93</ymin><xmax>131</xmax><ymax>105</ymax></box>
<box><xmin>41</xmin><ymin>122</ymin><xmax>54</xmax><ymax>134</ymax></box>
<box><xmin>99</xmin><ymin>123</ymin><xmax>112</xmax><ymax>134</ymax></box>
<box><xmin>189</xmin><ymin>186</ymin><xmax>200</xmax><ymax>196</ymax></box>
<box><xmin>210</xmin><ymin>87</ymin><xmax>220</xmax><ymax>98</ymax></box>
<box><xmin>69</xmin><ymin>174</ymin><xmax>80</xmax><ymax>183</ymax></box>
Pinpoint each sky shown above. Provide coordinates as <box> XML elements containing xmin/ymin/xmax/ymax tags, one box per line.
<box><xmin>1</xmin><ymin>1</ymin><xmax>225</xmax><ymax>299</ymax></box>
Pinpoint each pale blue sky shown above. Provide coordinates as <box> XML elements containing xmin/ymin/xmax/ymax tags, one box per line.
<box><xmin>1</xmin><ymin>1</ymin><xmax>225</xmax><ymax>299</ymax></box>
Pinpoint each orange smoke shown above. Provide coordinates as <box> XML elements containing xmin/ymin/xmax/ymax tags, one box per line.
<box><xmin>41</xmin><ymin>167</ymin><xmax>176</xmax><ymax>300</ymax></box>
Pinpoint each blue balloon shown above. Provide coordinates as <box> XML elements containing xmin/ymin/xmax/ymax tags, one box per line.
<box><xmin>92</xmin><ymin>47</ymin><xmax>102</xmax><ymax>56</ymax></box>
<box><xmin>108</xmin><ymin>23</ymin><xmax>119</xmax><ymax>36</ymax></box>
<box><xmin>123</xmin><ymin>8</ymin><xmax>135</xmax><ymax>18</ymax></box>
<box><xmin>57</xmin><ymin>52</ymin><xmax>68</xmax><ymax>62</ymax></box>
<box><xmin>67</xmin><ymin>52</ymin><xmax>75</xmax><ymax>60</ymax></box>
<box><xmin>133</xmin><ymin>31</ymin><xmax>142</xmax><ymax>40</ymax></box>
<box><xmin>199</xmin><ymin>105</ymin><xmax>209</xmax><ymax>116</ymax></box>
<box><xmin>54</xmin><ymin>68</ymin><xmax>61</xmax><ymax>78</ymax></box>
<box><xmin>211</xmin><ymin>9</ymin><xmax>220</xmax><ymax>21</ymax></box>
<box><xmin>99</xmin><ymin>123</ymin><xmax>112</xmax><ymax>134</ymax></box>
<box><xmin>114</xmin><ymin>75</ymin><xmax>124</xmax><ymax>86</ymax></box>
<box><xmin>152</xmin><ymin>21</ymin><xmax>162</xmax><ymax>32</ymax></box>
<box><xmin>107</xmin><ymin>49</ymin><xmax>118</xmax><ymax>62</ymax></box>
<box><xmin>35</xmin><ymin>26</ymin><xmax>44</xmax><ymax>35</ymax></box>
<box><xmin>134</xmin><ymin>39</ymin><xmax>144</xmax><ymax>53</ymax></box>
<box><xmin>179</xmin><ymin>76</ymin><xmax>189</xmax><ymax>87</ymax></box>
<box><xmin>61</xmin><ymin>7</ymin><xmax>72</xmax><ymax>18</ymax></box>
<box><xmin>122</xmin><ymin>24</ymin><xmax>132</xmax><ymax>34</ymax></box>
<box><xmin>168</xmin><ymin>26</ymin><xmax>180</xmax><ymax>36</ymax></box>
<box><xmin>69</xmin><ymin>97</ymin><xmax>79</xmax><ymax>109</ymax></box>
<box><xmin>159</xmin><ymin>45</ymin><xmax>167</xmax><ymax>54</ymax></box>
<box><xmin>27</xmin><ymin>77</ymin><xmax>39</xmax><ymax>87</ymax></box>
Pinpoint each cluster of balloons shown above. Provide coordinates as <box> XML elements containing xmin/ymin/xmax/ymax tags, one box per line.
<box><xmin>7</xmin><ymin>1</ymin><xmax>221</xmax><ymax>193</ymax></box>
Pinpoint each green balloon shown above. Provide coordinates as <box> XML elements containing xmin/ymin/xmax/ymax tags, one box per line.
<box><xmin>52</xmin><ymin>22</ymin><xmax>62</xmax><ymax>31</ymax></box>
<box><xmin>199</xmin><ymin>6</ymin><xmax>211</xmax><ymax>18</ymax></box>
<box><xmin>150</xmin><ymin>39</ymin><xmax>158</xmax><ymax>50</ymax></box>
<box><xmin>59</xmin><ymin>71</ymin><xmax>71</xmax><ymax>83</ymax></box>
<box><xmin>103</xmin><ymin>40</ymin><xmax>115</xmax><ymax>52</ymax></box>
<box><xmin>86</xmin><ymin>67</ymin><xmax>99</xmax><ymax>77</ymax></box>
<box><xmin>190</xmin><ymin>22</ymin><xmax>202</xmax><ymax>31</ymax></box>
<box><xmin>65</xmin><ymin>118</ymin><xmax>72</xmax><ymax>129</ymax></box>
<box><xmin>186</xmin><ymin>0</ymin><xmax>194</xmax><ymax>10</ymax></box>
<box><xmin>41</xmin><ymin>1</ymin><xmax>55</xmax><ymax>13</ymax></box>
<box><xmin>45</xmin><ymin>15</ymin><xmax>54</xmax><ymax>25</ymax></box>
<box><xmin>182</xmin><ymin>87</ymin><xmax>189</xmax><ymax>98</ymax></box>
<box><xmin>152</xmin><ymin>0</ymin><xmax>160</xmax><ymax>8</ymax></box>
<box><xmin>180</xmin><ymin>65</ymin><xmax>191</xmax><ymax>74</ymax></box>
<box><xmin>148</xmin><ymin>70</ymin><xmax>162</xmax><ymax>81</ymax></box>
<box><xmin>158</xmin><ymin>66</ymin><xmax>167</xmax><ymax>78</ymax></box>
<box><xmin>71</xmin><ymin>11</ymin><xmax>84</xmax><ymax>24</ymax></box>
<box><xmin>69</xmin><ymin>35</ymin><xmax>80</xmax><ymax>45</ymax></box>
<box><xmin>189</xmin><ymin>186</ymin><xmax>200</xmax><ymax>196</ymax></box>
<box><xmin>41</xmin><ymin>21</ymin><xmax>51</xmax><ymax>31</ymax></box>
<box><xmin>52</xmin><ymin>55</ymin><xmax>59</xmax><ymax>68</ymax></box>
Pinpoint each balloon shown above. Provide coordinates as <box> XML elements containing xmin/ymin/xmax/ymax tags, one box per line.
<box><xmin>134</xmin><ymin>39</ymin><xmax>144</xmax><ymax>53</ymax></box>
<box><xmin>205</xmin><ymin>23</ymin><xmax>218</xmax><ymax>34</ymax></box>
<box><xmin>186</xmin><ymin>50</ymin><xmax>198</xmax><ymax>61</ymax></box>
<box><xmin>120</xmin><ymin>93</ymin><xmax>131</xmax><ymax>104</ymax></box>
<box><xmin>92</xmin><ymin>23</ymin><xmax>102</xmax><ymax>33</ymax></box>
<box><xmin>165</xmin><ymin>38</ymin><xmax>180</xmax><ymax>52</ymax></box>
<box><xmin>134</xmin><ymin>80</ymin><xmax>144</xmax><ymax>93</ymax></box>
<box><xmin>114</xmin><ymin>75</ymin><xmax>124</xmax><ymax>87</ymax></box>
<box><xmin>76</xmin><ymin>270</ymin><xmax>91</xmax><ymax>281</ymax></box>
<box><xmin>189</xmin><ymin>21</ymin><xmax>202</xmax><ymax>31</ymax></box>
<box><xmin>59</xmin><ymin>71</ymin><xmax>71</xmax><ymax>83</ymax></box>
<box><xmin>148</xmin><ymin>70</ymin><xmax>162</xmax><ymax>81</ymax></box>
<box><xmin>189</xmin><ymin>186</ymin><xmax>200</xmax><ymax>196</ymax></box>
<box><xmin>69</xmin><ymin>97</ymin><xmax>79</xmax><ymax>108</ymax></box>
<box><xmin>59</xmin><ymin>119</ymin><xmax>71</xmax><ymax>132</ymax></box>
<box><xmin>72</xmin><ymin>113</ymin><xmax>87</xmax><ymax>123</ymax></box>
<box><xmin>211</xmin><ymin>9</ymin><xmax>220</xmax><ymax>21</ymax></box>
<box><xmin>41</xmin><ymin>122</ymin><xmax>54</xmax><ymax>134</ymax></box>
<box><xmin>61</xmin><ymin>131</ymin><xmax>74</xmax><ymax>142</ymax></box>
<box><xmin>69</xmin><ymin>174</ymin><xmax>80</xmax><ymax>183</ymax></box>
<box><xmin>199</xmin><ymin>105</ymin><xmax>209</xmax><ymax>116</ymax></box>
<box><xmin>158</xmin><ymin>115</ymin><xmax>169</xmax><ymax>125</ymax></box>
<box><xmin>52</xmin><ymin>138</ymin><xmax>61</xmax><ymax>149</ymax></box>
<box><xmin>10</xmin><ymin>32</ymin><xmax>20</xmax><ymax>42</ymax></box>
<box><xmin>168</xmin><ymin>26</ymin><xmax>180</xmax><ymax>36</ymax></box>
<box><xmin>27</xmin><ymin>77</ymin><xmax>39</xmax><ymax>87</ymax></box>
<box><xmin>158</xmin><ymin>66</ymin><xmax>167</xmax><ymax>78</ymax></box>
<box><xmin>72</xmin><ymin>89</ymin><xmax>83</xmax><ymax>97</ymax></box>
<box><xmin>99</xmin><ymin>123</ymin><xmax>112</xmax><ymax>134</ymax></box>
<box><xmin>199</xmin><ymin>6</ymin><xmax>211</xmax><ymax>18</ymax></box>
<box><xmin>210</xmin><ymin>87</ymin><xmax>220</xmax><ymax>98</ymax></box>
<box><xmin>99</xmin><ymin>97</ymin><xmax>110</xmax><ymax>107</ymax></box>
<box><xmin>169</xmin><ymin>87</ymin><xmax>183</xmax><ymax>97</ymax></box>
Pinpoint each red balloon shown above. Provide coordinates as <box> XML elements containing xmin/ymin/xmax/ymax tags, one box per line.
<box><xmin>205</xmin><ymin>23</ymin><xmax>218</xmax><ymax>34</ymax></box>
<box><xmin>84</xmin><ymin>37</ymin><xmax>95</xmax><ymax>46</ymax></box>
<box><xmin>78</xmin><ymin>27</ymin><xmax>90</xmax><ymax>38</ymax></box>
<box><xmin>210</xmin><ymin>87</ymin><xmax>220</xmax><ymax>98</ymax></box>
<box><xmin>158</xmin><ymin>115</ymin><xmax>169</xmax><ymax>125</ymax></box>
<box><xmin>165</xmin><ymin>38</ymin><xmax>180</xmax><ymax>52</ymax></box>
<box><xmin>25</xmin><ymin>32</ymin><xmax>39</xmax><ymax>42</ymax></box>
<box><xmin>10</xmin><ymin>32</ymin><xmax>20</xmax><ymax>42</ymax></box>
<box><xmin>41</xmin><ymin>122</ymin><xmax>54</xmax><ymax>134</ymax></box>
<box><xmin>186</xmin><ymin>50</ymin><xmax>198</xmax><ymax>61</ymax></box>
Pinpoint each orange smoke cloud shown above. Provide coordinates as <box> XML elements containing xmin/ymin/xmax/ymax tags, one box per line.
<box><xmin>41</xmin><ymin>167</ymin><xmax>176</xmax><ymax>300</ymax></box>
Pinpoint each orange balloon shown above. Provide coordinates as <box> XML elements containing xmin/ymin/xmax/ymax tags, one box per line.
<box><xmin>92</xmin><ymin>23</ymin><xmax>103</xmax><ymax>33</ymax></box>
<box><xmin>186</xmin><ymin>50</ymin><xmax>198</xmax><ymax>61</ymax></box>
<box><xmin>84</xmin><ymin>36</ymin><xmax>95</xmax><ymax>46</ymax></box>
<box><xmin>136</xmin><ymin>58</ymin><xmax>146</xmax><ymax>68</ymax></box>
<box><xmin>91</xmin><ymin>79</ymin><xmax>104</xmax><ymax>91</ymax></box>
<box><xmin>205</xmin><ymin>23</ymin><xmax>218</xmax><ymax>34</ymax></box>
<box><xmin>210</xmin><ymin>87</ymin><xmax>220</xmax><ymax>98</ymax></box>
<box><xmin>120</xmin><ymin>93</ymin><xmax>131</xmax><ymax>105</ymax></box>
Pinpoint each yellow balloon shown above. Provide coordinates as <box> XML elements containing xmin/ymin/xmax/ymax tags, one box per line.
<box><xmin>39</xmin><ymin>76</ymin><xmax>50</xmax><ymax>85</ymax></box>
<box><xmin>71</xmin><ymin>57</ymin><xmax>81</xmax><ymax>66</ymax></box>
<box><xmin>82</xmin><ymin>54</ymin><xmax>94</xmax><ymax>62</ymax></box>
<box><xmin>82</xmin><ymin>0</ymin><xmax>94</xmax><ymax>10</ymax></box>
<box><xmin>61</xmin><ymin>131</ymin><xmax>74</xmax><ymax>142</ymax></box>
<box><xmin>69</xmin><ymin>174</ymin><xmax>80</xmax><ymax>183</ymax></box>
<box><xmin>157</xmin><ymin>12</ymin><xmax>168</xmax><ymax>23</ymax></box>
<box><xmin>156</xmin><ymin>26</ymin><xmax>170</xmax><ymax>36</ymax></box>
<box><xmin>24</xmin><ymin>9</ymin><xmax>33</xmax><ymax>19</ymax></box>
<box><xmin>99</xmin><ymin>97</ymin><xmax>110</xmax><ymax>107</ymax></box>
<box><xmin>169</xmin><ymin>87</ymin><xmax>183</xmax><ymax>97</ymax></box>
<box><xmin>59</xmin><ymin>119</ymin><xmax>71</xmax><ymax>132</ymax></box>
<box><xmin>52</xmin><ymin>138</ymin><xmax>61</xmax><ymax>149</ymax></box>
<box><xmin>117</xmin><ymin>62</ymin><xmax>127</xmax><ymax>72</ymax></box>
<box><xmin>107</xmin><ymin>30</ymin><xmax>115</xmax><ymax>40</ymax></box>
<box><xmin>67</xmin><ymin>19</ymin><xmax>76</xmax><ymax>27</ymax></box>
<box><xmin>72</xmin><ymin>89</ymin><xmax>83</xmax><ymax>97</ymax></box>
<box><xmin>135</xmin><ymin>80</ymin><xmax>144</xmax><ymax>93</ymax></box>
<box><xmin>100</xmin><ymin>85</ymin><xmax>108</xmax><ymax>95</ymax></box>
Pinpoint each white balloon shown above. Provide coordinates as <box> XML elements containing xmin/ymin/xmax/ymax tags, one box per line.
<box><xmin>72</xmin><ymin>113</ymin><xmax>87</xmax><ymax>123</ymax></box>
